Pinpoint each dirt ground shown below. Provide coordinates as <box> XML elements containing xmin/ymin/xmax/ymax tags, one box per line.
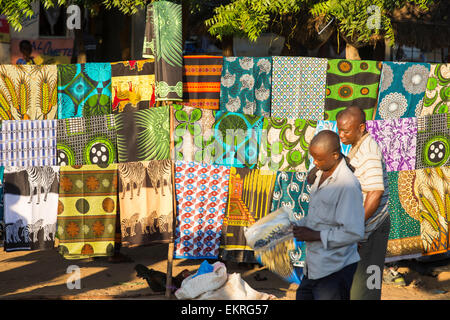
<box><xmin>1</xmin><ymin>244</ymin><xmax>450</xmax><ymax>300</ymax></box>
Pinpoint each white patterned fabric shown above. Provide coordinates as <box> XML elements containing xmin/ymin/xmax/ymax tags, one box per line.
<box><xmin>0</xmin><ymin>120</ymin><xmax>57</xmax><ymax>166</ymax></box>
<box><xmin>271</xmin><ymin>57</ymin><xmax>327</xmax><ymax>120</ymax></box>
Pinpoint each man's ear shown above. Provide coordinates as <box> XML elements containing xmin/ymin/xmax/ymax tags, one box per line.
<box><xmin>359</xmin><ymin>122</ymin><xmax>366</xmax><ymax>133</ymax></box>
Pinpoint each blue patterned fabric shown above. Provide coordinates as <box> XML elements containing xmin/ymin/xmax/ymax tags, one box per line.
<box><xmin>375</xmin><ymin>62</ymin><xmax>430</xmax><ymax>120</ymax></box>
<box><xmin>219</xmin><ymin>57</ymin><xmax>272</xmax><ymax>117</ymax></box>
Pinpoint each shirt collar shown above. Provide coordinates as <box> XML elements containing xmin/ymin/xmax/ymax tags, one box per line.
<box><xmin>312</xmin><ymin>157</ymin><xmax>346</xmax><ymax>191</ymax></box>
<box><xmin>348</xmin><ymin>132</ymin><xmax>370</xmax><ymax>160</ymax></box>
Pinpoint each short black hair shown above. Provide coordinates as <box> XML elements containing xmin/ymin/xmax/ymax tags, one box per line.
<box><xmin>310</xmin><ymin>130</ymin><xmax>341</xmax><ymax>154</ymax></box>
<box><xmin>19</xmin><ymin>40</ymin><xmax>32</xmax><ymax>52</ymax></box>
<box><xmin>336</xmin><ymin>106</ymin><xmax>366</xmax><ymax>125</ymax></box>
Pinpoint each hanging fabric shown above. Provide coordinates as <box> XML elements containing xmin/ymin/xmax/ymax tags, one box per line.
<box><xmin>324</xmin><ymin>59</ymin><xmax>382</xmax><ymax>121</ymax></box>
<box><xmin>56</xmin><ymin>114</ymin><xmax>117</xmax><ymax>166</ymax></box>
<box><xmin>220</xmin><ymin>167</ymin><xmax>276</xmax><ymax>263</ymax></box>
<box><xmin>0</xmin><ymin>119</ymin><xmax>57</xmax><ymax>167</ymax></box>
<box><xmin>118</xmin><ymin>160</ymin><xmax>173</xmax><ymax>247</ymax></box>
<box><xmin>219</xmin><ymin>57</ymin><xmax>272</xmax><ymax>117</ymax></box>
<box><xmin>271</xmin><ymin>56</ymin><xmax>327</xmax><ymax>121</ymax></box>
<box><xmin>115</xmin><ymin>106</ymin><xmax>170</xmax><ymax>163</ymax></box>
<box><xmin>366</xmin><ymin>117</ymin><xmax>417</xmax><ymax>172</ymax></box>
<box><xmin>421</xmin><ymin>63</ymin><xmax>449</xmax><ymax>116</ymax></box>
<box><xmin>0</xmin><ymin>65</ymin><xmax>58</xmax><ymax>120</ymax></box>
<box><xmin>142</xmin><ymin>1</ymin><xmax>183</xmax><ymax>101</ymax></box>
<box><xmin>57</xmin><ymin>63</ymin><xmax>112</xmax><ymax>119</ymax></box>
<box><xmin>258</xmin><ymin>117</ymin><xmax>317</xmax><ymax>172</ymax></box>
<box><xmin>375</xmin><ymin>61</ymin><xmax>430</xmax><ymax>119</ymax></box>
<box><xmin>313</xmin><ymin>120</ymin><xmax>352</xmax><ymax>156</ymax></box>
<box><xmin>415</xmin><ymin>113</ymin><xmax>450</xmax><ymax>169</ymax></box>
<box><xmin>182</xmin><ymin>55</ymin><xmax>223</xmax><ymax>110</ymax></box>
<box><xmin>111</xmin><ymin>59</ymin><xmax>156</xmax><ymax>113</ymax></box>
<box><xmin>56</xmin><ymin>164</ymin><xmax>118</xmax><ymax>259</ymax></box>
<box><xmin>3</xmin><ymin>166</ymin><xmax>59</xmax><ymax>251</ymax></box>
<box><xmin>174</xmin><ymin>161</ymin><xmax>230</xmax><ymax>259</ymax></box>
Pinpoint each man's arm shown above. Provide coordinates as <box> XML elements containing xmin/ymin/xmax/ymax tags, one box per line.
<box><xmin>364</xmin><ymin>190</ymin><xmax>384</xmax><ymax>221</ymax></box>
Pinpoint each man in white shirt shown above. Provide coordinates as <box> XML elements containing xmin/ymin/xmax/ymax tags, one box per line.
<box><xmin>336</xmin><ymin>106</ymin><xmax>391</xmax><ymax>300</ymax></box>
<box><xmin>294</xmin><ymin>130</ymin><xmax>365</xmax><ymax>300</ymax></box>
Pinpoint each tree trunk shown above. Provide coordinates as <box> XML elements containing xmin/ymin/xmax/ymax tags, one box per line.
<box><xmin>345</xmin><ymin>43</ymin><xmax>361</xmax><ymax>60</ymax></box>
<box><xmin>221</xmin><ymin>35</ymin><xmax>233</xmax><ymax>57</ymax></box>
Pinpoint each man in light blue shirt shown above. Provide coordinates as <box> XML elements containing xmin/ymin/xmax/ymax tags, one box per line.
<box><xmin>293</xmin><ymin>130</ymin><xmax>365</xmax><ymax>300</ymax></box>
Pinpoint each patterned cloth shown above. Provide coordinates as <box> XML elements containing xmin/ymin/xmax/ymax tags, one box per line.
<box><xmin>57</xmin><ymin>63</ymin><xmax>112</xmax><ymax>119</ymax></box>
<box><xmin>173</xmin><ymin>104</ymin><xmax>215</xmax><ymax>162</ymax></box>
<box><xmin>57</xmin><ymin>164</ymin><xmax>118</xmax><ymax>259</ymax></box>
<box><xmin>182</xmin><ymin>55</ymin><xmax>223</xmax><ymax>110</ymax></box>
<box><xmin>366</xmin><ymin>117</ymin><xmax>418</xmax><ymax>172</ymax></box>
<box><xmin>271</xmin><ymin>171</ymin><xmax>310</xmax><ymax>282</ymax></box>
<box><xmin>142</xmin><ymin>1</ymin><xmax>183</xmax><ymax>101</ymax></box>
<box><xmin>118</xmin><ymin>160</ymin><xmax>173</xmax><ymax>247</ymax></box>
<box><xmin>219</xmin><ymin>57</ymin><xmax>272</xmax><ymax>117</ymax></box>
<box><xmin>258</xmin><ymin>118</ymin><xmax>317</xmax><ymax>172</ymax></box>
<box><xmin>271</xmin><ymin>56</ymin><xmax>327</xmax><ymax>120</ymax></box>
<box><xmin>421</xmin><ymin>63</ymin><xmax>449</xmax><ymax>115</ymax></box>
<box><xmin>0</xmin><ymin>65</ymin><xmax>58</xmax><ymax>120</ymax></box>
<box><xmin>3</xmin><ymin>166</ymin><xmax>59</xmax><ymax>251</ymax></box>
<box><xmin>220</xmin><ymin>167</ymin><xmax>276</xmax><ymax>263</ymax></box>
<box><xmin>415</xmin><ymin>113</ymin><xmax>450</xmax><ymax>169</ymax></box>
<box><xmin>386</xmin><ymin>171</ymin><xmax>422</xmax><ymax>261</ymax></box>
<box><xmin>111</xmin><ymin>60</ymin><xmax>156</xmax><ymax>113</ymax></box>
<box><xmin>324</xmin><ymin>59</ymin><xmax>382</xmax><ymax>121</ymax></box>
<box><xmin>0</xmin><ymin>120</ymin><xmax>57</xmax><ymax>166</ymax></box>
<box><xmin>375</xmin><ymin>62</ymin><xmax>430</xmax><ymax>120</ymax></box>
<box><xmin>56</xmin><ymin>114</ymin><xmax>117</xmax><ymax>166</ymax></box>
<box><xmin>313</xmin><ymin>120</ymin><xmax>352</xmax><ymax>156</ymax></box>
<box><xmin>211</xmin><ymin>111</ymin><xmax>264</xmax><ymax>168</ymax></box>
<box><xmin>115</xmin><ymin>106</ymin><xmax>170</xmax><ymax>163</ymax></box>
<box><xmin>174</xmin><ymin>161</ymin><xmax>230</xmax><ymax>259</ymax></box>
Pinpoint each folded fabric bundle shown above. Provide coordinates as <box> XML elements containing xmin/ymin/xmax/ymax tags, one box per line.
<box><xmin>57</xmin><ymin>63</ymin><xmax>112</xmax><ymax>119</ymax></box>
<box><xmin>182</xmin><ymin>55</ymin><xmax>223</xmax><ymax>110</ymax></box>
<box><xmin>0</xmin><ymin>65</ymin><xmax>58</xmax><ymax>120</ymax></box>
<box><xmin>3</xmin><ymin>166</ymin><xmax>59</xmax><ymax>252</ymax></box>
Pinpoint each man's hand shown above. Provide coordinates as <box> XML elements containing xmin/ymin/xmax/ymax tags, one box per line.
<box><xmin>293</xmin><ymin>226</ymin><xmax>321</xmax><ymax>242</ymax></box>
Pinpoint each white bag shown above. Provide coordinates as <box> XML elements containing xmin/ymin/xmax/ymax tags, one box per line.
<box><xmin>195</xmin><ymin>273</ymin><xmax>275</xmax><ymax>300</ymax></box>
<box><xmin>174</xmin><ymin>262</ymin><xmax>228</xmax><ymax>300</ymax></box>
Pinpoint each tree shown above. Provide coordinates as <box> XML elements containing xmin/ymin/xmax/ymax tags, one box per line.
<box><xmin>205</xmin><ymin>0</ymin><xmax>434</xmax><ymax>59</ymax></box>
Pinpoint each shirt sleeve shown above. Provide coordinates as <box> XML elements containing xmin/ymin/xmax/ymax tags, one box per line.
<box><xmin>319</xmin><ymin>185</ymin><xmax>365</xmax><ymax>250</ymax></box>
<box><xmin>355</xmin><ymin>140</ymin><xmax>385</xmax><ymax>192</ymax></box>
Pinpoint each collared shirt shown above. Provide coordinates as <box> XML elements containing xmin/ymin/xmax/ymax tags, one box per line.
<box><xmin>347</xmin><ymin>133</ymin><xmax>390</xmax><ymax>240</ymax></box>
<box><xmin>296</xmin><ymin>158</ymin><xmax>365</xmax><ymax>280</ymax></box>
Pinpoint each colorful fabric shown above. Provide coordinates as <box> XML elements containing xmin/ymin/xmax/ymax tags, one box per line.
<box><xmin>210</xmin><ymin>111</ymin><xmax>263</xmax><ymax>168</ymax></box>
<box><xmin>118</xmin><ymin>160</ymin><xmax>173</xmax><ymax>247</ymax></box>
<box><xmin>375</xmin><ymin>62</ymin><xmax>430</xmax><ymax>120</ymax></box>
<box><xmin>386</xmin><ymin>171</ymin><xmax>422</xmax><ymax>260</ymax></box>
<box><xmin>174</xmin><ymin>161</ymin><xmax>230</xmax><ymax>259</ymax></box>
<box><xmin>115</xmin><ymin>106</ymin><xmax>170</xmax><ymax>163</ymax></box>
<box><xmin>142</xmin><ymin>1</ymin><xmax>183</xmax><ymax>101</ymax></box>
<box><xmin>0</xmin><ymin>65</ymin><xmax>58</xmax><ymax>120</ymax></box>
<box><xmin>258</xmin><ymin>118</ymin><xmax>317</xmax><ymax>172</ymax></box>
<box><xmin>56</xmin><ymin>114</ymin><xmax>117</xmax><ymax>166</ymax></box>
<box><xmin>366</xmin><ymin>117</ymin><xmax>418</xmax><ymax>172</ymax></box>
<box><xmin>219</xmin><ymin>57</ymin><xmax>272</xmax><ymax>117</ymax></box>
<box><xmin>182</xmin><ymin>55</ymin><xmax>223</xmax><ymax>110</ymax></box>
<box><xmin>271</xmin><ymin>56</ymin><xmax>327</xmax><ymax>120</ymax></box>
<box><xmin>0</xmin><ymin>166</ymin><xmax>4</xmax><ymax>223</ymax></box>
<box><xmin>415</xmin><ymin>113</ymin><xmax>450</xmax><ymax>169</ymax></box>
<box><xmin>324</xmin><ymin>59</ymin><xmax>382</xmax><ymax>121</ymax></box>
<box><xmin>271</xmin><ymin>171</ymin><xmax>310</xmax><ymax>272</ymax></box>
<box><xmin>173</xmin><ymin>104</ymin><xmax>215</xmax><ymax>162</ymax></box>
<box><xmin>0</xmin><ymin>119</ymin><xmax>57</xmax><ymax>166</ymax></box>
<box><xmin>421</xmin><ymin>63</ymin><xmax>449</xmax><ymax>115</ymax></box>
<box><xmin>57</xmin><ymin>63</ymin><xmax>112</xmax><ymax>119</ymax></box>
<box><xmin>220</xmin><ymin>167</ymin><xmax>276</xmax><ymax>263</ymax></box>
<box><xmin>57</xmin><ymin>164</ymin><xmax>118</xmax><ymax>259</ymax></box>
<box><xmin>111</xmin><ymin>59</ymin><xmax>156</xmax><ymax>113</ymax></box>
<box><xmin>3</xmin><ymin>166</ymin><xmax>59</xmax><ymax>251</ymax></box>
<box><xmin>313</xmin><ymin>120</ymin><xmax>352</xmax><ymax>156</ymax></box>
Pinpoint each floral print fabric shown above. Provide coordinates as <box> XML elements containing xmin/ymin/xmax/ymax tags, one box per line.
<box><xmin>174</xmin><ymin>161</ymin><xmax>230</xmax><ymax>259</ymax></box>
<box><xmin>220</xmin><ymin>57</ymin><xmax>272</xmax><ymax>117</ymax></box>
<box><xmin>366</xmin><ymin>117</ymin><xmax>417</xmax><ymax>172</ymax></box>
<box><xmin>375</xmin><ymin>62</ymin><xmax>430</xmax><ymax>120</ymax></box>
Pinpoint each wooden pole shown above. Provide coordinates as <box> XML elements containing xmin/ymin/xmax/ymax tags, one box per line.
<box><xmin>165</xmin><ymin>101</ymin><xmax>176</xmax><ymax>299</ymax></box>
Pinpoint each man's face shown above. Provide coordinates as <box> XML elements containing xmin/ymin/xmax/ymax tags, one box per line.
<box><xmin>337</xmin><ymin>116</ymin><xmax>365</xmax><ymax>146</ymax></box>
<box><xmin>309</xmin><ymin>145</ymin><xmax>338</xmax><ymax>172</ymax></box>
